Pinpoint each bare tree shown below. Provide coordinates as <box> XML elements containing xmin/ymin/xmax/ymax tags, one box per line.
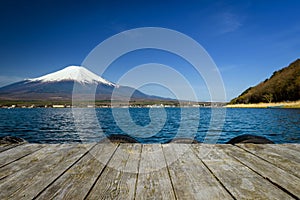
<box><xmin>263</xmin><ymin>93</ymin><xmax>273</xmax><ymax>103</ymax></box>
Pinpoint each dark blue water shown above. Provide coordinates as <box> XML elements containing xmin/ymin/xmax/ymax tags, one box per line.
<box><xmin>0</xmin><ymin>108</ymin><xmax>299</xmax><ymax>144</ymax></box>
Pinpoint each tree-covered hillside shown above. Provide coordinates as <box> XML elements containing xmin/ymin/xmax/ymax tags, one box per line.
<box><xmin>230</xmin><ymin>59</ymin><xmax>300</xmax><ymax>104</ymax></box>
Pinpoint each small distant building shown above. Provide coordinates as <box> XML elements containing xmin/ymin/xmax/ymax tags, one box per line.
<box><xmin>52</xmin><ymin>105</ymin><xmax>65</xmax><ymax>108</ymax></box>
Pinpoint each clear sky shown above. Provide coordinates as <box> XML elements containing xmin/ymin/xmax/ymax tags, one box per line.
<box><xmin>0</xmin><ymin>0</ymin><xmax>300</xmax><ymax>101</ymax></box>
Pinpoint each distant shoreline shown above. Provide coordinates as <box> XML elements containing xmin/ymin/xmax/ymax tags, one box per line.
<box><xmin>0</xmin><ymin>100</ymin><xmax>227</xmax><ymax>108</ymax></box>
<box><xmin>225</xmin><ymin>100</ymin><xmax>300</xmax><ymax>108</ymax></box>
<box><xmin>2</xmin><ymin>101</ymin><xmax>300</xmax><ymax>108</ymax></box>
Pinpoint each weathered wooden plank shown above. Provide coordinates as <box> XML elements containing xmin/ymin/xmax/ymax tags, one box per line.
<box><xmin>36</xmin><ymin>143</ymin><xmax>118</xmax><ymax>200</ymax></box>
<box><xmin>193</xmin><ymin>144</ymin><xmax>293</xmax><ymax>200</ymax></box>
<box><xmin>269</xmin><ymin>144</ymin><xmax>300</xmax><ymax>162</ymax></box>
<box><xmin>0</xmin><ymin>143</ymin><xmax>94</xmax><ymax>200</ymax></box>
<box><xmin>237</xmin><ymin>144</ymin><xmax>300</xmax><ymax>178</ymax></box>
<box><xmin>0</xmin><ymin>143</ymin><xmax>22</xmax><ymax>153</ymax></box>
<box><xmin>282</xmin><ymin>144</ymin><xmax>300</xmax><ymax>152</ymax></box>
<box><xmin>0</xmin><ymin>144</ymin><xmax>299</xmax><ymax>200</ymax></box>
<box><xmin>0</xmin><ymin>144</ymin><xmax>59</xmax><ymax>180</ymax></box>
<box><xmin>0</xmin><ymin>143</ymin><xmax>44</xmax><ymax>168</ymax></box>
<box><xmin>86</xmin><ymin>143</ymin><xmax>141</xmax><ymax>200</ymax></box>
<box><xmin>162</xmin><ymin>144</ymin><xmax>233</xmax><ymax>200</ymax></box>
<box><xmin>278</xmin><ymin>144</ymin><xmax>300</xmax><ymax>159</ymax></box>
<box><xmin>219</xmin><ymin>145</ymin><xmax>300</xmax><ymax>198</ymax></box>
<box><xmin>0</xmin><ymin>144</ymin><xmax>11</xmax><ymax>152</ymax></box>
<box><xmin>240</xmin><ymin>144</ymin><xmax>300</xmax><ymax>163</ymax></box>
<box><xmin>135</xmin><ymin>144</ymin><xmax>176</xmax><ymax>199</ymax></box>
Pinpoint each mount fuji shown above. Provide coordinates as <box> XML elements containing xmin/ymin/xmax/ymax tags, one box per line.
<box><xmin>0</xmin><ymin>66</ymin><xmax>165</xmax><ymax>101</ymax></box>
<box><xmin>28</xmin><ymin>66</ymin><xmax>116</xmax><ymax>86</ymax></box>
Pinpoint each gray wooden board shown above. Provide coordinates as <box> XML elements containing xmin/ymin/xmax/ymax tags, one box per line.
<box><xmin>86</xmin><ymin>143</ymin><xmax>141</xmax><ymax>200</ymax></box>
<box><xmin>219</xmin><ymin>145</ymin><xmax>300</xmax><ymax>198</ymax></box>
<box><xmin>36</xmin><ymin>143</ymin><xmax>118</xmax><ymax>200</ymax></box>
<box><xmin>162</xmin><ymin>144</ymin><xmax>233</xmax><ymax>200</ymax></box>
<box><xmin>135</xmin><ymin>144</ymin><xmax>176</xmax><ymax>199</ymax></box>
<box><xmin>193</xmin><ymin>144</ymin><xmax>293</xmax><ymax>200</ymax></box>
<box><xmin>0</xmin><ymin>144</ymin><xmax>44</xmax><ymax>167</ymax></box>
<box><xmin>239</xmin><ymin>144</ymin><xmax>300</xmax><ymax>163</ymax></box>
<box><xmin>0</xmin><ymin>144</ymin><xmax>10</xmax><ymax>152</ymax></box>
<box><xmin>0</xmin><ymin>144</ymin><xmax>60</xmax><ymax>180</ymax></box>
<box><xmin>237</xmin><ymin>144</ymin><xmax>300</xmax><ymax>178</ymax></box>
<box><xmin>282</xmin><ymin>144</ymin><xmax>300</xmax><ymax>152</ymax></box>
<box><xmin>0</xmin><ymin>143</ymin><xmax>94</xmax><ymax>200</ymax></box>
<box><xmin>0</xmin><ymin>144</ymin><xmax>299</xmax><ymax>200</ymax></box>
<box><xmin>0</xmin><ymin>144</ymin><xmax>21</xmax><ymax>153</ymax></box>
<box><xmin>275</xmin><ymin>144</ymin><xmax>300</xmax><ymax>160</ymax></box>
<box><xmin>266</xmin><ymin>144</ymin><xmax>300</xmax><ymax>163</ymax></box>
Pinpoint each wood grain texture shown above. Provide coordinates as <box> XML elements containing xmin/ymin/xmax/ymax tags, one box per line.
<box><xmin>0</xmin><ymin>144</ymin><xmax>94</xmax><ymax>200</ymax></box>
<box><xmin>86</xmin><ymin>143</ymin><xmax>141</xmax><ymax>200</ymax></box>
<box><xmin>238</xmin><ymin>144</ymin><xmax>300</xmax><ymax>178</ymax></box>
<box><xmin>0</xmin><ymin>144</ymin><xmax>21</xmax><ymax>153</ymax></box>
<box><xmin>0</xmin><ymin>144</ymin><xmax>60</xmax><ymax>180</ymax></box>
<box><xmin>135</xmin><ymin>144</ymin><xmax>176</xmax><ymax>200</ymax></box>
<box><xmin>0</xmin><ymin>143</ymin><xmax>299</xmax><ymax>200</ymax></box>
<box><xmin>193</xmin><ymin>144</ymin><xmax>293</xmax><ymax>200</ymax></box>
<box><xmin>162</xmin><ymin>144</ymin><xmax>233</xmax><ymax>200</ymax></box>
<box><xmin>220</xmin><ymin>145</ymin><xmax>300</xmax><ymax>198</ymax></box>
<box><xmin>0</xmin><ymin>143</ymin><xmax>44</xmax><ymax>168</ymax></box>
<box><xmin>36</xmin><ymin>143</ymin><xmax>117</xmax><ymax>200</ymax></box>
<box><xmin>282</xmin><ymin>143</ymin><xmax>300</xmax><ymax>152</ymax></box>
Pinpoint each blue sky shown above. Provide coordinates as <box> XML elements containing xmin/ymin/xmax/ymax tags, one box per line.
<box><xmin>0</xmin><ymin>0</ymin><xmax>300</xmax><ymax>101</ymax></box>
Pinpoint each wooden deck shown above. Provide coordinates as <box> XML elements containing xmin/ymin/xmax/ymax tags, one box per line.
<box><xmin>0</xmin><ymin>143</ymin><xmax>299</xmax><ymax>199</ymax></box>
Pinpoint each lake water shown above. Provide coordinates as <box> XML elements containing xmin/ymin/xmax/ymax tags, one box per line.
<box><xmin>0</xmin><ymin>108</ymin><xmax>299</xmax><ymax>144</ymax></box>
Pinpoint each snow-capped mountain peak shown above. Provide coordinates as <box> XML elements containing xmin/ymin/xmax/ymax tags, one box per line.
<box><xmin>28</xmin><ymin>65</ymin><xmax>116</xmax><ymax>86</ymax></box>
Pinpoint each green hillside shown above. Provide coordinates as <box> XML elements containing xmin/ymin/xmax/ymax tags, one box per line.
<box><xmin>230</xmin><ymin>59</ymin><xmax>300</xmax><ymax>104</ymax></box>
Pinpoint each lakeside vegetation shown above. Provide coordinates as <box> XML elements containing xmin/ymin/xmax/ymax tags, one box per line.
<box><xmin>226</xmin><ymin>100</ymin><xmax>300</xmax><ymax>108</ymax></box>
<box><xmin>230</xmin><ymin>59</ymin><xmax>300</xmax><ymax>104</ymax></box>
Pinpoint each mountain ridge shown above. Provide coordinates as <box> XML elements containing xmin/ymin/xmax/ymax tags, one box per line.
<box><xmin>28</xmin><ymin>65</ymin><xmax>116</xmax><ymax>86</ymax></box>
<box><xmin>230</xmin><ymin>59</ymin><xmax>300</xmax><ymax>104</ymax></box>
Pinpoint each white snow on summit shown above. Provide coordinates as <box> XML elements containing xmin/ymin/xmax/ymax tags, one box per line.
<box><xmin>28</xmin><ymin>66</ymin><xmax>116</xmax><ymax>86</ymax></box>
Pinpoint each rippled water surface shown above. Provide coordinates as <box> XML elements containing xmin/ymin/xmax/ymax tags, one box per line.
<box><xmin>0</xmin><ymin>108</ymin><xmax>299</xmax><ymax>143</ymax></box>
